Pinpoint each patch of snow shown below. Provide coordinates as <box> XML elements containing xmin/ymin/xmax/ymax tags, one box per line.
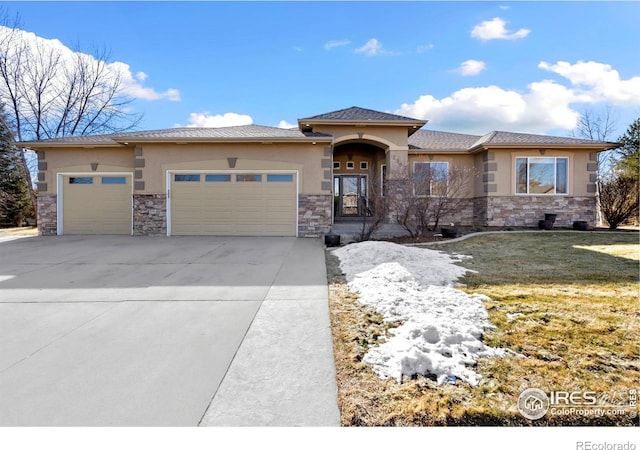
<box><xmin>332</xmin><ymin>241</ymin><xmax>508</xmax><ymax>386</ymax></box>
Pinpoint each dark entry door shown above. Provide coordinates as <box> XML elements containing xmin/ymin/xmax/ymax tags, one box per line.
<box><xmin>334</xmin><ymin>175</ymin><xmax>368</xmax><ymax>217</ymax></box>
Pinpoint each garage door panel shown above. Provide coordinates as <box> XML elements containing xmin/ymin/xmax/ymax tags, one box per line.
<box><xmin>171</xmin><ymin>172</ymin><xmax>296</xmax><ymax>236</ymax></box>
<box><xmin>62</xmin><ymin>175</ymin><xmax>132</xmax><ymax>235</ymax></box>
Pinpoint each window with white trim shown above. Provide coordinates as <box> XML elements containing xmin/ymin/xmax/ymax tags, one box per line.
<box><xmin>413</xmin><ymin>162</ymin><xmax>448</xmax><ymax>196</ymax></box>
<box><xmin>516</xmin><ymin>157</ymin><xmax>568</xmax><ymax>194</ymax></box>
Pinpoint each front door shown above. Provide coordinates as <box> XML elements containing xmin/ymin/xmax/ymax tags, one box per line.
<box><xmin>334</xmin><ymin>175</ymin><xmax>368</xmax><ymax>217</ymax></box>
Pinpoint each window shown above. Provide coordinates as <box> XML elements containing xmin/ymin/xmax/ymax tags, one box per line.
<box><xmin>205</xmin><ymin>174</ymin><xmax>231</xmax><ymax>182</ymax></box>
<box><xmin>516</xmin><ymin>157</ymin><xmax>568</xmax><ymax>194</ymax></box>
<box><xmin>267</xmin><ymin>174</ymin><xmax>293</xmax><ymax>182</ymax></box>
<box><xmin>346</xmin><ymin>161</ymin><xmax>355</xmax><ymax>170</ymax></box>
<box><xmin>360</xmin><ymin>161</ymin><xmax>368</xmax><ymax>170</ymax></box>
<box><xmin>333</xmin><ymin>161</ymin><xmax>340</xmax><ymax>169</ymax></box>
<box><xmin>236</xmin><ymin>174</ymin><xmax>262</xmax><ymax>182</ymax></box>
<box><xmin>413</xmin><ymin>162</ymin><xmax>448</xmax><ymax>196</ymax></box>
<box><xmin>69</xmin><ymin>177</ymin><xmax>93</xmax><ymax>184</ymax></box>
<box><xmin>101</xmin><ymin>176</ymin><xmax>126</xmax><ymax>185</ymax></box>
<box><xmin>175</xmin><ymin>174</ymin><xmax>200</xmax><ymax>182</ymax></box>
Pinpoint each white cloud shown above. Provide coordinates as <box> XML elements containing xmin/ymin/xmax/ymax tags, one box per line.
<box><xmin>395</xmin><ymin>78</ymin><xmax>584</xmax><ymax>135</ymax></box>
<box><xmin>0</xmin><ymin>26</ymin><xmax>181</xmax><ymax>104</ymax></box>
<box><xmin>416</xmin><ymin>43</ymin><xmax>434</xmax><ymax>53</ymax></box>
<box><xmin>355</xmin><ymin>38</ymin><xmax>385</xmax><ymax>56</ymax></box>
<box><xmin>396</xmin><ymin>60</ymin><xmax>640</xmax><ymax>135</ymax></box>
<box><xmin>184</xmin><ymin>112</ymin><xmax>253</xmax><ymax>128</ymax></box>
<box><xmin>277</xmin><ymin>120</ymin><xmax>297</xmax><ymax>129</ymax></box>
<box><xmin>455</xmin><ymin>59</ymin><xmax>486</xmax><ymax>76</ymax></box>
<box><xmin>499</xmin><ymin>5</ymin><xmax>510</xmax><ymax>10</ymax></box>
<box><xmin>116</xmin><ymin>62</ymin><xmax>181</xmax><ymax>101</ymax></box>
<box><xmin>539</xmin><ymin>60</ymin><xmax>640</xmax><ymax>105</ymax></box>
<box><xmin>471</xmin><ymin>17</ymin><xmax>531</xmax><ymax>41</ymax></box>
<box><xmin>292</xmin><ymin>46</ymin><xmax>303</xmax><ymax>52</ymax></box>
<box><xmin>324</xmin><ymin>40</ymin><xmax>350</xmax><ymax>51</ymax></box>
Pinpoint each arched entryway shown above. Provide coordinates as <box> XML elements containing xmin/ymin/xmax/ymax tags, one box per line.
<box><xmin>332</xmin><ymin>141</ymin><xmax>387</xmax><ymax>220</ymax></box>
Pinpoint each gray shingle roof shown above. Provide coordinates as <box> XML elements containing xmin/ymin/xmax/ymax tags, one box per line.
<box><xmin>472</xmin><ymin>131</ymin><xmax>614</xmax><ymax>147</ymax></box>
<box><xmin>20</xmin><ymin>125</ymin><xmax>331</xmax><ymax>146</ymax></box>
<box><xmin>409</xmin><ymin>130</ymin><xmax>481</xmax><ymax>151</ymax></box>
<box><xmin>299</xmin><ymin>106</ymin><xmax>423</xmax><ymax>123</ymax></box>
<box><xmin>408</xmin><ymin>129</ymin><xmax>619</xmax><ymax>151</ymax></box>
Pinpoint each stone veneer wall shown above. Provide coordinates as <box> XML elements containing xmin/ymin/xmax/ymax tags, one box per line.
<box><xmin>37</xmin><ymin>194</ymin><xmax>57</xmax><ymax>236</ymax></box>
<box><xmin>484</xmin><ymin>196</ymin><xmax>597</xmax><ymax>227</ymax></box>
<box><xmin>380</xmin><ymin>195</ymin><xmax>596</xmax><ymax>229</ymax></box>
<box><xmin>473</xmin><ymin>197</ymin><xmax>489</xmax><ymax>227</ymax></box>
<box><xmin>298</xmin><ymin>194</ymin><xmax>332</xmax><ymax>237</ymax></box>
<box><xmin>435</xmin><ymin>198</ymin><xmax>476</xmax><ymax>227</ymax></box>
<box><xmin>133</xmin><ymin>194</ymin><xmax>167</xmax><ymax>236</ymax></box>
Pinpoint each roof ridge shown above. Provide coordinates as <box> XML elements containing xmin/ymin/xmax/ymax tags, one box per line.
<box><xmin>299</xmin><ymin>106</ymin><xmax>423</xmax><ymax>122</ymax></box>
<box><xmin>414</xmin><ymin>129</ymin><xmax>482</xmax><ymax>138</ymax></box>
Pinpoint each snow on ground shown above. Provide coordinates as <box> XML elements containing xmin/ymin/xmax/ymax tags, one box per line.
<box><xmin>332</xmin><ymin>241</ymin><xmax>508</xmax><ymax>386</ymax></box>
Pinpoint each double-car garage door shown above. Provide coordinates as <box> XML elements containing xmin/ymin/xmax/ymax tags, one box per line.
<box><xmin>169</xmin><ymin>171</ymin><xmax>297</xmax><ymax>236</ymax></box>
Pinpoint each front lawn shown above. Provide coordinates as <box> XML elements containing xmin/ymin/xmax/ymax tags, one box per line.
<box><xmin>326</xmin><ymin>231</ymin><xmax>639</xmax><ymax>426</ymax></box>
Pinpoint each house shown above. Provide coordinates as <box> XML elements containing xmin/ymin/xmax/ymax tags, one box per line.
<box><xmin>23</xmin><ymin>106</ymin><xmax>619</xmax><ymax>237</ymax></box>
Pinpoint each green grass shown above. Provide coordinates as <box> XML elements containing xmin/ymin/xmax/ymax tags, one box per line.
<box><xmin>328</xmin><ymin>231</ymin><xmax>639</xmax><ymax>426</ymax></box>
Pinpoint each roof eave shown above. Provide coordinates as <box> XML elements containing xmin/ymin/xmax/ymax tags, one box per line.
<box><xmin>469</xmin><ymin>142</ymin><xmax>622</xmax><ymax>152</ymax></box>
<box><xmin>409</xmin><ymin>149</ymin><xmax>471</xmax><ymax>154</ymax></box>
<box><xmin>19</xmin><ymin>136</ymin><xmax>334</xmax><ymax>148</ymax></box>
<box><xmin>299</xmin><ymin>119</ymin><xmax>426</xmax><ymax>128</ymax></box>
<box><xmin>113</xmin><ymin>136</ymin><xmax>334</xmax><ymax>144</ymax></box>
<box><xmin>18</xmin><ymin>141</ymin><xmax>123</xmax><ymax>149</ymax></box>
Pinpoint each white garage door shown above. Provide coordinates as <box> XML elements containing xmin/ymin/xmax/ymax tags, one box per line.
<box><xmin>169</xmin><ymin>171</ymin><xmax>297</xmax><ymax>236</ymax></box>
<box><xmin>61</xmin><ymin>174</ymin><xmax>132</xmax><ymax>235</ymax></box>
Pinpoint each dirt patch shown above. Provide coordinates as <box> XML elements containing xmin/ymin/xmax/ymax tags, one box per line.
<box><xmin>0</xmin><ymin>227</ymin><xmax>38</xmax><ymax>236</ymax></box>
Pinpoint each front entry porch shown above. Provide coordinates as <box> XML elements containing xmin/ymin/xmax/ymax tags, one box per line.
<box><xmin>333</xmin><ymin>174</ymin><xmax>371</xmax><ymax>219</ymax></box>
<box><xmin>332</xmin><ymin>141</ymin><xmax>387</xmax><ymax>222</ymax></box>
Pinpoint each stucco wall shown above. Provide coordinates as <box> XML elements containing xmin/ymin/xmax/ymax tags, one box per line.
<box><xmin>312</xmin><ymin>124</ymin><xmax>410</xmax><ymax>149</ymax></box>
<box><xmin>137</xmin><ymin>142</ymin><xmax>329</xmax><ymax>195</ymax></box>
<box><xmin>36</xmin><ymin>147</ymin><xmax>135</xmax><ymax>194</ymax></box>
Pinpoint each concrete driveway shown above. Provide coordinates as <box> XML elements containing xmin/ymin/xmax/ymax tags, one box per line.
<box><xmin>0</xmin><ymin>236</ymin><xmax>340</xmax><ymax>426</ymax></box>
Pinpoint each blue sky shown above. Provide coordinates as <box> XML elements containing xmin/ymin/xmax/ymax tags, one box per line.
<box><xmin>4</xmin><ymin>1</ymin><xmax>640</xmax><ymax>138</ymax></box>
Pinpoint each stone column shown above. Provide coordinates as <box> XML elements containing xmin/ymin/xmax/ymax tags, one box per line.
<box><xmin>133</xmin><ymin>194</ymin><xmax>167</xmax><ymax>236</ymax></box>
<box><xmin>385</xmin><ymin>147</ymin><xmax>410</xmax><ymax>223</ymax></box>
<box><xmin>37</xmin><ymin>194</ymin><xmax>57</xmax><ymax>236</ymax></box>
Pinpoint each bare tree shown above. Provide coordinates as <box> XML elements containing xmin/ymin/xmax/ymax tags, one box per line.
<box><xmin>0</xmin><ymin>25</ymin><xmax>141</xmax><ymax>141</ymax></box>
<box><xmin>355</xmin><ymin>165</ymin><xmax>386</xmax><ymax>242</ymax></box>
<box><xmin>597</xmin><ymin>173</ymin><xmax>639</xmax><ymax>230</ymax></box>
<box><xmin>0</xmin><ymin>9</ymin><xmax>142</xmax><ymax>223</ymax></box>
<box><xmin>572</xmin><ymin>107</ymin><xmax>620</xmax><ymax>226</ymax></box>
<box><xmin>387</xmin><ymin>164</ymin><xmax>476</xmax><ymax>238</ymax></box>
<box><xmin>572</xmin><ymin>106</ymin><xmax>618</xmax><ymax>174</ymax></box>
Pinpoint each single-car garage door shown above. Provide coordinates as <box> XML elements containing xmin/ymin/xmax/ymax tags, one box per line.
<box><xmin>169</xmin><ymin>171</ymin><xmax>297</xmax><ymax>236</ymax></box>
<box><xmin>61</xmin><ymin>174</ymin><xmax>132</xmax><ymax>235</ymax></box>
